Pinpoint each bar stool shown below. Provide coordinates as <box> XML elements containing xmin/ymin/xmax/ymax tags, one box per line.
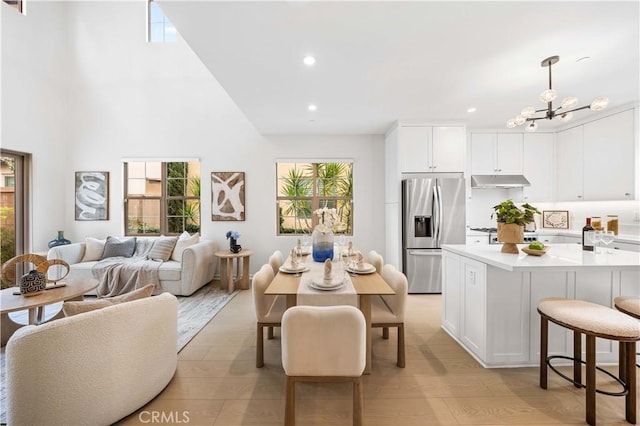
<box><xmin>537</xmin><ymin>297</ymin><xmax>640</xmax><ymax>425</ymax></box>
<box><xmin>614</xmin><ymin>296</ymin><xmax>640</xmax><ymax>368</ymax></box>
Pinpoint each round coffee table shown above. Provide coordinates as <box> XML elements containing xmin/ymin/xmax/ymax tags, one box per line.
<box><xmin>1</xmin><ymin>279</ymin><xmax>98</xmax><ymax>346</ymax></box>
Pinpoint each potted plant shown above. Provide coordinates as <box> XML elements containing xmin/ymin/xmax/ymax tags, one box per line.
<box><xmin>491</xmin><ymin>200</ymin><xmax>540</xmax><ymax>253</ymax></box>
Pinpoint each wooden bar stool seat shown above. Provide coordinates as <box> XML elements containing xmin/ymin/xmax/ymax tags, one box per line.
<box><xmin>537</xmin><ymin>297</ymin><xmax>640</xmax><ymax>426</ymax></box>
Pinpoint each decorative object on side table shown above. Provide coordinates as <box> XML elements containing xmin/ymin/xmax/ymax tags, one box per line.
<box><xmin>226</xmin><ymin>230</ymin><xmax>241</xmax><ymax>253</ymax></box>
<box><xmin>312</xmin><ymin>207</ymin><xmax>337</xmax><ymax>262</ymax></box>
<box><xmin>491</xmin><ymin>199</ymin><xmax>541</xmax><ymax>254</ymax></box>
<box><xmin>48</xmin><ymin>230</ymin><xmax>71</xmax><ymax>248</ymax></box>
<box><xmin>20</xmin><ymin>270</ymin><xmax>46</xmax><ymax>296</ymax></box>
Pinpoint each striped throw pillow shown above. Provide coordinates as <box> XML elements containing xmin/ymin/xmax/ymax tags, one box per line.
<box><xmin>146</xmin><ymin>236</ymin><xmax>178</xmax><ymax>262</ymax></box>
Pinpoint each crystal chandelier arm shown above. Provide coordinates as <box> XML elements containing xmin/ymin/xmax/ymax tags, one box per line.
<box><xmin>558</xmin><ymin>104</ymin><xmax>591</xmax><ymax>114</ymax></box>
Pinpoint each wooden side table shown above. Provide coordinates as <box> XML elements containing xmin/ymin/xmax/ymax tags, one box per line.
<box><xmin>215</xmin><ymin>249</ymin><xmax>254</xmax><ymax>293</ymax></box>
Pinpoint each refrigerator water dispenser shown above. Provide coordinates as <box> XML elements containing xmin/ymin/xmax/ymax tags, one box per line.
<box><xmin>414</xmin><ymin>216</ymin><xmax>431</xmax><ymax>238</ymax></box>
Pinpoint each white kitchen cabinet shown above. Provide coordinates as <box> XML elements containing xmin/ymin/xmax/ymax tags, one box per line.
<box><xmin>442</xmin><ymin>251</ymin><xmax>461</xmax><ymax>338</ymax></box>
<box><xmin>398</xmin><ymin>126</ymin><xmax>465</xmax><ymax>173</ymax></box>
<box><xmin>466</xmin><ymin>234</ymin><xmax>490</xmax><ymax>245</ymax></box>
<box><xmin>523</xmin><ymin>133</ymin><xmax>554</xmax><ymax>202</ymax></box>
<box><xmin>583</xmin><ymin>110</ymin><xmax>635</xmax><ymax>201</ymax></box>
<box><xmin>612</xmin><ymin>241</ymin><xmax>640</xmax><ymax>252</ymax></box>
<box><xmin>470</xmin><ymin>133</ymin><xmax>523</xmax><ymax>175</ymax></box>
<box><xmin>537</xmin><ymin>235</ymin><xmax>560</xmax><ymax>245</ymax></box>
<box><xmin>555</xmin><ymin>125</ymin><xmax>584</xmax><ymax>201</ymax></box>
<box><xmin>555</xmin><ymin>108</ymin><xmax>636</xmax><ymax>202</ymax></box>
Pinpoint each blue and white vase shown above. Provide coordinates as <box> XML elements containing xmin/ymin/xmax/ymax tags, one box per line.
<box><xmin>20</xmin><ymin>270</ymin><xmax>46</xmax><ymax>296</ymax></box>
<box><xmin>312</xmin><ymin>225</ymin><xmax>334</xmax><ymax>262</ymax></box>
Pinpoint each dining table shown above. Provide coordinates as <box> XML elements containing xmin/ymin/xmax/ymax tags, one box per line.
<box><xmin>264</xmin><ymin>255</ymin><xmax>394</xmax><ymax>374</ymax></box>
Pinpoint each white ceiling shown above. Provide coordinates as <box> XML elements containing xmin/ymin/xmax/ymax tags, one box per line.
<box><xmin>158</xmin><ymin>1</ymin><xmax>639</xmax><ymax>135</ymax></box>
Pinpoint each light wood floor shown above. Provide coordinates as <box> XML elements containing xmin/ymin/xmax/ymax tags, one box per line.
<box><xmin>116</xmin><ymin>289</ymin><xmax>638</xmax><ymax>425</ymax></box>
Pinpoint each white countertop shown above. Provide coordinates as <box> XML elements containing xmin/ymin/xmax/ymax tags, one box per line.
<box><xmin>442</xmin><ymin>243</ymin><xmax>640</xmax><ymax>272</ymax></box>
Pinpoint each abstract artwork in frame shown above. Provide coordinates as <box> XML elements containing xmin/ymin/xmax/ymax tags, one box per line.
<box><xmin>211</xmin><ymin>172</ymin><xmax>245</xmax><ymax>221</ymax></box>
<box><xmin>75</xmin><ymin>171</ymin><xmax>109</xmax><ymax>221</ymax></box>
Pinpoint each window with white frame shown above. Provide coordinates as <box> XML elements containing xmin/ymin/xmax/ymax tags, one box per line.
<box><xmin>124</xmin><ymin>161</ymin><xmax>200</xmax><ymax>236</ymax></box>
<box><xmin>276</xmin><ymin>162</ymin><xmax>353</xmax><ymax>235</ymax></box>
<box><xmin>147</xmin><ymin>0</ymin><xmax>177</xmax><ymax>43</ymax></box>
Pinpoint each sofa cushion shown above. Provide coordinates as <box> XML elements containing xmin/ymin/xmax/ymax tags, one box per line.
<box><xmin>101</xmin><ymin>236</ymin><xmax>137</xmax><ymax>259</ymax></box>
<box><xmin>62</xmin><ymin>283</ymin><xmax>155</xmax><ymax>316</ymax></box>
<box><xmin>82</xmin><ymin>237</ymin><xmax>106</xmax><ymax>262</ymax></box>
<box><xmin>147</xmin><ymin>236</ymin><xmax>178</xmax><ymax>262</ymax></box>
<box><xmin>171</xmin><ymin>231</ymin><xmax>200</xmax><ymax>261</ymax></box>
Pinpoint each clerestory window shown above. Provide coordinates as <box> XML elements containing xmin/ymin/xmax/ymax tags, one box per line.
<box><xmin>124</xmin><ymin>161</ymin><xmax>200</xmax><ymax>236</ymax></box>
<box><xmin>276</xmin><ymin>162</ymin><xmax>353</xmax><ymax>236</ymax></box>
<box><xmin>3</xmin><ymin>0</ymin><xmax>25</xmax><ymax>15</ymax></box>
<box><xmin>147</xmin><ymin>0</ymin><xmax>177</xmax><ymax>43</ymax></box>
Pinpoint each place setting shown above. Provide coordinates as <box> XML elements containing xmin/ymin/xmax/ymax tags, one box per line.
<box><xmin>344</xmin><ymin>251</ymin><xmax>376</xmax><ymax>275</ymax></box>
<box><xmin>278</xmin><ymin>242</ymin><xmax>310</xmax><ymax>275</ymax></box>
<box><xmin>309</xmin><ymin>259</ymin><xmax>346</xmax><ymax>291</ymax></box>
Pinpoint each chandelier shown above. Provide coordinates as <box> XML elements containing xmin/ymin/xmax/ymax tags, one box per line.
<box><xmin>506</xmin><ymin>55</ymin><xmax>608</xmax><ymax>132</ymax></box>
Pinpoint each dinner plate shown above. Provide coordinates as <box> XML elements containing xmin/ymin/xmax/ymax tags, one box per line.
<box><xmin>347</xmin><ymin>263</ymin><xmax>376</xmax><ymax>274</ymax></box>
<box><xmin>309</xmin><ymin>279</ymin><xmax>345</xmax><ymax>291</ymax></box>
<box><xmin>279</xmin><ymin>264</ymin><xmax>309</xmax><ymax>274</ymax></box>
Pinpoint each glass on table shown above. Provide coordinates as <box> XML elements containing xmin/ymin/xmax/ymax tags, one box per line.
<box><xmin>592</xmin><ymin>230</ymin><xmax>603</xmax><ymax>254</ymax></box>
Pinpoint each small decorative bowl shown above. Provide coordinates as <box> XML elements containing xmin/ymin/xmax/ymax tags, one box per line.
<box><xmin>521</xmin><ymin>247</ymin><xmax>549</xmax><ymax>256</ymax></box>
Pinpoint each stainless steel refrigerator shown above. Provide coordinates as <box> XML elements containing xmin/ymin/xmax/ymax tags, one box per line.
<box><xmin>402</xmin><ymin>176</ymin><xmax>465</xmax><ymax>293</ymax></box>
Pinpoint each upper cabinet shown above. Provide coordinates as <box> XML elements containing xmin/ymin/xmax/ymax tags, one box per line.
<box><xmin>556</xmin><ymin>109</ymin><xmax>635</xmax><ymax>201</ymax></box>
<box><xmin>470</xmin><ymin>133</ymin><xmax>523</xmax><ymax>175</ymax></box>
<box><xmin>583</xmin><ymin>110</ymin><xmax>635</xmax><ymax>200</ymax></box>
<box><xmin>523</xmin><ymin>133</ymin><xmax>554</xmax><ymax>202</ymax></box>
<box><xmin>398</xmin><ymin>126</ymin><xmax>465</xmax><ymax>173</ymax></box>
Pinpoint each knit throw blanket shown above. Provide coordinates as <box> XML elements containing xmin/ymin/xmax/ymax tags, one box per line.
<box><xmin>92</xmin><ymin>256</ymin><xmax>161</xmax><ymax>297</ymax></box>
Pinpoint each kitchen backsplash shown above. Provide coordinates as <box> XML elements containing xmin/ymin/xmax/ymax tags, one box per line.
<box><xmin>466</xmin><ymin>188</ymin><xmax>640</xmax><ymax>237</ymax></box>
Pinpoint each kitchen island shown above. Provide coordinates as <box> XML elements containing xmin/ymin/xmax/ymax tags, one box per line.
<box><xmin>441</xmin><ymin>243</ymin><xmax>640</xmax><ymax>368</ymax></box>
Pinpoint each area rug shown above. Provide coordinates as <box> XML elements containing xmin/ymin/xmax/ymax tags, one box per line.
<box><xmin>0</xmin><ymin>283</ymin><xmax>239</xmax><ymax>423</ymax></box>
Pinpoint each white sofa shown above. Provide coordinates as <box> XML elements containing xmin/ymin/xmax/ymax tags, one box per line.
<box><xmin>6</xmin><ymin>292</ymin><xmax>178</xmax><ymax>426</ymax></box>
<box><xmin>47</xmin><ymin>237</ymin><xmax>218</xmax><ymax>296</ymax></box>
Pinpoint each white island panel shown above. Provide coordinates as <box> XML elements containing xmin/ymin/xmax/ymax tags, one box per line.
<box><xmin>441</xmin><ymin>244</ymin><xmax>640</xmax><ymax>368</ymax></box>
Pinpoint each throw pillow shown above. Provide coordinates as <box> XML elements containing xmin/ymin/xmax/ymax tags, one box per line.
<box><xmin>62</xmin><ymin>283</ymin><xmax>155</xmax><ymax>316</ymax></box>
<box><xmin>146</xmin><ymin>236</ymin><xmax>178</xmax><ymax>262</ymax></box>
<box><xmin>82</xmin><ymin>237</ymin><xmax>106</xmax><ymax>262</ymax></box>
<box><xmin>101</xmin><ymin>236</ymin><xmax>137</xmax><ymax>259</ymax></box>
<box><xmin>171</xmin><ymin>231</ymin><xmax>200</xmax><ymax>261</ymax></box>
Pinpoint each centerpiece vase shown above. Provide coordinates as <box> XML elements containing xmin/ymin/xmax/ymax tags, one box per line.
<box><xmin>312</xmin><ymin>225</ymin><xmax>334</xmax><ymax>262</ymax></box>
<box><xmin>497</xmin><ymin>222</ymin><xmax>524</xmax><ymax>254</ymax></box>
<box><xmin>229</xmin><ymin>238</ymin><xmax>242</xmax><ymax>253</ymax></box>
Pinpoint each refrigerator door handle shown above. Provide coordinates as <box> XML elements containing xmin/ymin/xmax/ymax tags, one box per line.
<box><xmin>433</xmin><ymin>183</ymin><xmax>442</xmax><ymax>244</ymax></box>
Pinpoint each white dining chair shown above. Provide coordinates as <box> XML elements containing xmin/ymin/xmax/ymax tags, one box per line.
<box><xmin>371</xmin><ymin>264</ymin><xmax>408</xmax><ymax>368</ymax></box>
<box><xmin>252</xmin><ymin>263</ymin><xmax>285</xmax><ymax>368</ymax></box>
<box><xmin>366</xmin><ymin>250</ymin><xmax>383</xmax><ymax>274</ymax></box>
<box><xmin>268</xmin><ymin>250</ymin><xmax>284</xmax><ymax>275</ymax></box>
<box><xmin>281</xmin><ymin>305</ymin><xmax>366</xmax><ymax>426</ymax></box>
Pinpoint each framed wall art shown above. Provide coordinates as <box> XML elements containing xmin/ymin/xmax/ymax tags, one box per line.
<box><xmin>542</xmin><ymin>210</ymin><xmax>569</xmax><ymax>229</ymax></box>
<box><xmin>75</xmin><ymin>171</ymin><xmax>109</xmax><ymax>221</ymax></box>
<box><xmin>211</xmin><ymin>171</ymin><xmax>245</xmax><ymax>221</ymax></box>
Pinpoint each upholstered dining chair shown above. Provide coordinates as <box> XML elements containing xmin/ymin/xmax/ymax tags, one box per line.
<box><xmin>281</xmin><ymin>305</ymin><xmax>366</xmax><ymax>426</ymax></box>
<box><xmin>252</xmin><ymin>263</ymin><xmax>285</xmax><ymax>367</ymax></box>
<box><xmin>366</xmin><ymin>250</ymin><xmax>383</xmax><ymax>274</ymax></box>
<box><xmin>268</xmin><ymin>250</ymin><xmax>284</xmax><ymax>276</ymax></box>
<box><xmin>371</xmin><ymin>264</ymin><xmax>408</xmax><ymax>367</ymax></box>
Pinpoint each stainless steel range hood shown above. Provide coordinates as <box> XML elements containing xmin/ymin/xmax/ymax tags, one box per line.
<box><xmin>471</xmin><ymin>175</ymin><xmax>531</xmax><ymax>188</ymax></box>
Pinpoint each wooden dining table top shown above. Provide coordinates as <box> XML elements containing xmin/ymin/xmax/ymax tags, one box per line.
<box><xmin>265</xmin><ymin>260</ymin><xmax>394</xmax><ymax>296</ymax></box>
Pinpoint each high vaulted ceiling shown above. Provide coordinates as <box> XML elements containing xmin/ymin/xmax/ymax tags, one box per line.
<box><xmin>158</xmin><ymin>1</ymin><xmax>639</xmax><ymax>135</ymax></box>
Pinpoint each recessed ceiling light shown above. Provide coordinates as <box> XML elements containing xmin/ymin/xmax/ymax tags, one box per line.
<box><xmin>303</xmin><ymin>55</ymin><xmax>316</xmax><ymax>66</ymax></box>
<box><xmin>467</xmin><ymin>107</ymin><xmax>477</xmax><ymax>113</ymax></box>
<box><xmin>308</xmin><ymin>104</ymin><xmax>317</xmax><ymax>111</ymax></box>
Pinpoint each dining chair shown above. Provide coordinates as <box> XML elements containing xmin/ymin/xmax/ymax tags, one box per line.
<box><xmin>281</xmin><ymin>305</ymin><xmax>366</xmax><ymax>426</ymax></box>
<box><xmin>366</xmin><ymin>250</ymin><xmax>383</xmax><ymax>274</ymax></box>
<box><xmin>252</xmin><ymin>263</ymin><xmax>285</xmax><ymax>367</ymax></box>
<box><xmin>371</xmin><ymin>264</ymin><xmax>408</xmax><ymax>367</ymax></box>
<box><xmin>268</xmin><ymin>250</ymin><xmax>284</xmax><ymax>275</ymax></box>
